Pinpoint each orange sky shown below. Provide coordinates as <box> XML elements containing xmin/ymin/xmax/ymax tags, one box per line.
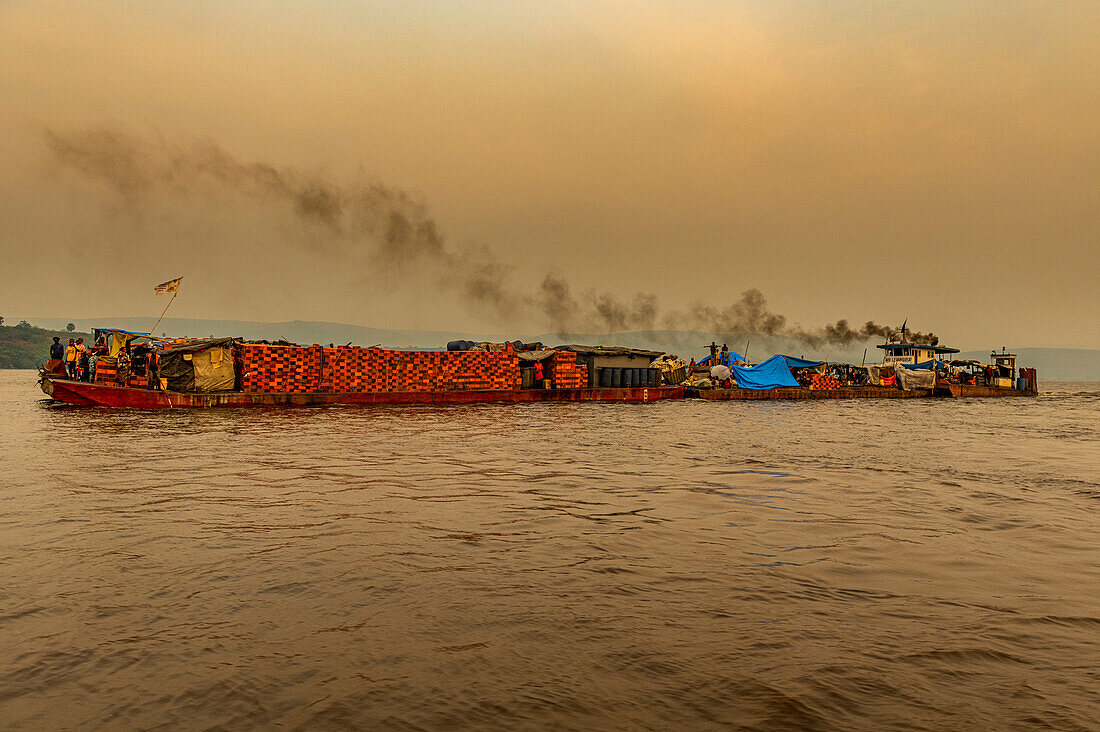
<box><xmin>1</xmin><ymin>1</ymin><xmax>1097</xmax><ymax>346</ymax></box>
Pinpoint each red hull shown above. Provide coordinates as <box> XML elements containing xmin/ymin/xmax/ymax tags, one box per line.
<box><xmin>42</xmin><ymin>377</ymin><xmax>683</xmax><ymax>408</ymax></box>
<box><xmin>40</xmin><ymin>377</ymin><xmax>1037</xmax><ymax>408</ymax></box>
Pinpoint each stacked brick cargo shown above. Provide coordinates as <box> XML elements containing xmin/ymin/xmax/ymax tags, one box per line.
<box><xmin>244</xmin><ymin>343</ymin><xmax>521</xmax><ymax>393</ymax></box>
<box><xmin>94</xmin><ymin>357</ymin><xmax>118</xmax><ymax>386</ymax></box>
<box><xmin>549</xmin><ymin>351</ymin><xmax>588</xmax><ymax>389</ymax></box>
<box><xmin>238</xmin><ymin>344</ymin><xmax>323</xmax><ymax>393</ymax></box>
<box><xmin>809</xmin><ymin>373</ymin><xmax>841</xmax><ymax>390</ymax></box>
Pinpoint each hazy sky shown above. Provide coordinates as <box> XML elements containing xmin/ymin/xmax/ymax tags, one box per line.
<box><xmin>2</xmin><ymin>1</ymin><xmax>1097</xmax><ymax>347</ymax></box>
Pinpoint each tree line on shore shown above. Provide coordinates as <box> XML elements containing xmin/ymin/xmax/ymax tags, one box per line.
<box><xmin>0</xmin><ymin>319</ymin><xmax>93</xmax><ymax>369</ymax></box>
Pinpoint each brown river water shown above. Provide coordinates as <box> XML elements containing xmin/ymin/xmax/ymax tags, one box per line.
<box><xmin>1</xmin><ymin>370</ymin><xmax>1098</xmax><ymax>730</ymax></box>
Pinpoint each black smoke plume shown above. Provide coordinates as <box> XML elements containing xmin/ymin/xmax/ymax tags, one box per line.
<box><xmin>44</xmin><ymin>126</ymin><xmax>928</xmax><ymax>347</ymax></box>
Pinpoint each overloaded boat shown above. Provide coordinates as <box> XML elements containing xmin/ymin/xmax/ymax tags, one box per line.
<box><xmin>38</xmin><ymin>328</ymin><xmax>1037</xmax><ymax>408</ymax></box>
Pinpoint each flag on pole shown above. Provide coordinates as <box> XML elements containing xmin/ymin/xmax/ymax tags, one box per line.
<box><xmin>154</xmin><ymin>277</ymin><xmax>183</xmax><ymax>295</ymax></box>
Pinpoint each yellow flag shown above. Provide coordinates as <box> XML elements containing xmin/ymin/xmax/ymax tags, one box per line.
<box><xmin>154</xmin><ymin>277</ymin><xmax>182</xmax><ymax>295</ymax></box>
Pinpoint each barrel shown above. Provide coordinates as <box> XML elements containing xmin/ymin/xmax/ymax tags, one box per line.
<box><xmin>599</xmin><ymin>368</ymin><xmax>612</xmax><ymax>388</ymax></box>
<box><xmin>1016</xmin><ymin>377</ymin><xmax>1026</xmax><ymax>390</ymax></box>
<box><xmin>611</xmin><ymin>368</ymin><xmax>622</xmax><ymax>388</ymax></box>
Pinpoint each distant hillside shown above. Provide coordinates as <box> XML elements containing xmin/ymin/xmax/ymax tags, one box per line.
<box><xmin>16</xmin><ymin>317</ymin><xmax>1098</xmax><ymax>380</ymax></box>
<box><xmin>0</xmin><ymin>323</ymin><xmax>94</xmax><ymax>369</ymax></box>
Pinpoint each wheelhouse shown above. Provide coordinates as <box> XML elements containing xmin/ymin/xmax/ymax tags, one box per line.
<box><xmin>877</xmin><ymin>342</ymin><xmax>959</xmax><ymax>367</ymax></box>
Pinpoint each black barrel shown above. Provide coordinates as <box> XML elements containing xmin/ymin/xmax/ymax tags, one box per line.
<box><xmin>599</xmin><ymin>368</ymin><xmax>612</xmax><ymax>388</ymax></box>
<box><xmin>611</xmin><ymin>368</ymin><xmax>622</xmax><ymax>388</ymax></box>
<box><xmin>650</xmin><ymin>369</ymin><xmax>659</xmax><ymax>387</ymax></box>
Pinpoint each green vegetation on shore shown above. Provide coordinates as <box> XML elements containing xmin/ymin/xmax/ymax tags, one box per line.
<box><xmin>0</xmin><ymin>322</ymin><xmax>93</xmax><ymax>369</ymax></box>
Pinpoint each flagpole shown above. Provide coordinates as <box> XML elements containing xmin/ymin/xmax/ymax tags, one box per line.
<box><xmin>151</xmin><ymin>290</ymin><xmax>177</xmax><ymax>335</ymax></box>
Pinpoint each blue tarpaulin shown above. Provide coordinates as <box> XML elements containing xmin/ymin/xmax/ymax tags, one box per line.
<box><xmin>780</xmin><ymin>355</ymin><xmax>824</xmax><ymax>369</ymax></box>
<box><xmin>730</xmin><ymin>354</ymin><xmax>799</xmax><ymax>389</ymax></box>
<box><xmin>698</xmin><ymin>351</ymin><xmax>743</xmax><ymax>367</ymax></box>
<box><xmin>907</xmin><ymin>360</ymin><xmax>937</xmax><ymax>370</ymax></box>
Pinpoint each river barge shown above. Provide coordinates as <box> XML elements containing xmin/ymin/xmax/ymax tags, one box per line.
<box><xmin>38</xmin><ymin>329</ymin><xmax>1037</xmax><ymax>408</ymax></box>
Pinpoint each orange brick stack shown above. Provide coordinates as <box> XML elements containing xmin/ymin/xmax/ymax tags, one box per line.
<box><xmin>809</xmin><ymin>373</ymin><xmax>841</xmax><ymax>390</ymax></box>
<box><xmin>240</xmin><ymin>344</ymin><xmax>520</xmax><ymax>393</ymax></box>
<box><xmin>549</xmin><ymin>351</ymin><xmax>588</xmax><ymax>389</ymax></box>
<box><xmin>94</xmin><ymin>357</ymin><xmax>118</xmax><ymax>386</ymax></box>
<box><xmin>238</xmin><ymin>344</ymin><xmax>324</xmax><ymax>393</ymax></box>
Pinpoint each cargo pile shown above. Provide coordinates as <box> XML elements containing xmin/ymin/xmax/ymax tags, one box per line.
<box><xmin>809</xmin><ymin>373</ymin><xmax>841</xmax><ymax>390</ymax></box>
<box><xmin>239</xmin><ymin>344</ymin><xmax>324</xmax><ymax>393</ymax></box>
<box><xmin>549</xmin><ymin>351</ymin><xmax>589</xmax><ymax>389</ymax></box>
<box><xmin>93</xmin><ymin>357</ymin><xmax>118</xmax><ymax>386</ymax></box>
<box><xmin>237</xmin><ymin>343</ymin><xmax>521</xmax><ymax>393</ymax></box>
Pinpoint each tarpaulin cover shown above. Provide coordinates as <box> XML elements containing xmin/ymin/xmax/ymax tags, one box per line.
<box><xmin>158</xmin><ymin>339</ymin><xmax>237</xmax><ymax>392</ymax></box>
<box><xmin>730</xmin><ymin>355</ymin><xmax>799</xmax><ymax>389</ymax></box>
<box><xmin>865</xmin><ymin>365</ymin><xmax>899</xmax><ymax>386</ymax></box>
<box><xmin>907</xmin><ymin>360</ymin><xmax>937</xmax><ymax>370</ymax></box>
<box><xmin>158</xmin><ymin>351</ymin><xmax>195</xmax><ymax>392</ymax></box>
<box><xmin>896</xmin><ymin>366</ymin><xmax>936</xmax><ymax>391</ymax></box>
<box><xmin>781</xmin><ymin>355</ymin><xmax>824</xmax><ymax>369</ymax></box>
<box><xmin>191</xmin><ymin>347</ymin><xmax>236</xmax><ymax>391</ymax></box>
<box><xmin>94</xmin><ymin>329</ymin><xmax>169</xmax><ymax>358</ymax></box>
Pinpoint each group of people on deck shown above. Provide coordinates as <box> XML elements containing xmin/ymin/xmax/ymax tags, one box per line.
<box><xmin>49</xmin><ymin>336</ymin><xmax>107</xmax><ymax>382</ymax></box>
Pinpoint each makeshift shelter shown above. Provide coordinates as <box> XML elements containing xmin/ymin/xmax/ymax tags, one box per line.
<box><xmin>94</xmin><ymin>328</ymin><xmax>161</xmax><ymax>358</ymax></box>
<box><xmin>896</xmin><ymin>365</ymin><xmax>937</xmax><ymax>391</ymax></box>
<box><xmin>729</xmin><ymin>355</ymin><xmax>800</xmax><ymax>389</ymax></box>
<box><xmin>555</xmin><ymin>345</ymin><xmax>663</xmax><ymax>388</ymax></box>
<box><xmin>865</xmin><ymin>365</ymin><xmax>898</xmax><ymax>387</ymax></box>
<box><xmin>157</xmin><ymin>338</ymin><xmax>237</xmax><ymax>392</ymax></box>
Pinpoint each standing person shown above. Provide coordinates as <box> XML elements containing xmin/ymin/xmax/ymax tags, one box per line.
<box><xmin>74</xmin><ymin>338</ymin><xmax>88</xmax><ymax>381</ymax></box>
<box><xmin>708</xmin><ymin>342</ymin><xmax>718</xmax><ymax>366</ymax></box>
<box><xmin>534</xmin><ymin>360</ymin><xmax>544</xmax><ymax>389</ymax></box>
<box><xmin>48</xmin><ymin>336</ymin><xmax>65</xmax><ymax>377</ymax></box>
<box><xmin>116</xmin><ymin>346</ymin><xmax>131</xmax><ymax>387</ymax></box>
<box><xmin>720</xmin><ymin>344</ymin><xmax>729</xmax><ymax>367</ymax></box>
<box><xmin>65</xmin><ymin>339</ymin><xmax>77</xmax><ymax>379</ymax></box>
